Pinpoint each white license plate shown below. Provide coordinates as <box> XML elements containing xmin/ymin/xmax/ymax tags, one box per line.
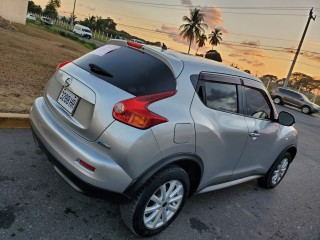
<box><xmin>57</xmin><ymin>88</ymin><xmax>80</xmax><ymax>114</ymax></box>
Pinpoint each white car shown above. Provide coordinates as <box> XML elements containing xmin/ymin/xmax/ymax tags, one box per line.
<box><xmin>73</xmin><ymin>24</ymin><xmax>92</xmax><ymax>39</ymax></box>
<box><xmin>27</xmin><ymin>14</ymin><xmax>36</xmax><ymax>21</ymax></box>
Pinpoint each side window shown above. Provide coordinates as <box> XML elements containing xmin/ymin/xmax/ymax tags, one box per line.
<box><xmin>244</xmin><ymin>87</ymin><xmax>272</xmax><ymax>120</ymax></box>
<box><xmin>204</xmin><ymin>82</ymin><xmax>238</xmax><ymax>113</ymax></box>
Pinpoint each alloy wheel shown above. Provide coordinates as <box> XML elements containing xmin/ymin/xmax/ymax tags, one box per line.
<box><xmin>143</xmin><ymin>180</ymin><xmax>184</xmax><ymax>229</ymax></box>
<box><xmin>271</xmin><ymin>158</ymin><xmax>289</xmax><ymax>186</ymax></box>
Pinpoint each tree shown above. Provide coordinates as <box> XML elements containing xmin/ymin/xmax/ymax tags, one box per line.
<box><xmin>208</xmin><ymin>27</ymin><xmax>223</xmax><ymax>50</ymax></box>
<box><xmin>205</xmin><ymin>50</ymin><xmax>222</xmax><ymax>62</ymax></box>
<box><xmin>231</xmin><ymin>63</ymin><xmax>239</xmax><ymax>69</ymax></box>
<box><xmin>49</xmin><ymin>0</ymin><xmax>61</xmax><ymax>8</ymax></box>
<box><xmin>43</xmin><ymin>2</ymin><xmax>58</xmax><ymax>19</ymax></box>
<box><xmin>27</xmin><ymin>1</ymin><xmax>42</xmax><ymax>14</ymax></box>
<box><xmin>196</xmin><ymin>34</ymin><xmax>207</xmax><ymax>55</ymax></box>
<box><xmin>179</xmin><ymin>8</ymin><xmax>208</xmax><ymax>54</ymax></box>
<box><xmin>289</xmin><ymin>72</ymin><xmax>320</xmax><ymax>93</ymax></box>
<box><xmin>244</xmin><ymin>69</ymin><xmax>251</xmax><ymax>74</ymax></box>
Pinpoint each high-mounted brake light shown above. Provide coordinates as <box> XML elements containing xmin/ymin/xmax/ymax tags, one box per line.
<box><xmin>113</xmin><ymin>91</ymin><xmax>176</xmax><ymax>129</ymax></box>
<box><xmin>56</xmin><ymin>60</ymin><xmax>73</xmax><ymax>70</ymax></box>
<box><xmin>127</xmin><ymin>41</ymin><xmax>143</xmax><ymax>49</ymax></box>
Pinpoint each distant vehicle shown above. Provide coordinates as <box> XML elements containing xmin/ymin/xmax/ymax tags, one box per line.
<box><xmin>73</xmin><ymin>24</ymin><xmax>92</xmax><ymax>39</ymax></box>
<box><xmin>271</xmin><ymin>87</ymin><xmax>320</xmax><ymax>114</ymax></box>
<box><xmin>131</xmin><ymin>39</ymin><xmax>145</xmax><ymax>44</ymax></box>
<box><xmin>26</xmin><ymin>14</ymin><xmax>36</xmax><ymax>21</ymax></box>
<box><xmin>41</xmin><ymin>17</ymin><xmax>53</xmax><ymax>26</ymax></box>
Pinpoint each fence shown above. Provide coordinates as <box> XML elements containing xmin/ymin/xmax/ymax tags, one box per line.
<box><xmin>28</xmin><ymin>12</ymin><xmax>122</xmax><ymax>42</ymax></box>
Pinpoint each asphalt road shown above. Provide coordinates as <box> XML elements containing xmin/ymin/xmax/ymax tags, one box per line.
<box><xmin>0</xmin><ymin>105</ymin><xmax>319</xmax><ymax>240</ymax></box>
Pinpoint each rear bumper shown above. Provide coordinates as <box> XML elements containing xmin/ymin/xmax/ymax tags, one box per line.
<box><xmin>30</xmin><ymin>97</ymin><xmax>132</xmax><ymax>194</ymax></box>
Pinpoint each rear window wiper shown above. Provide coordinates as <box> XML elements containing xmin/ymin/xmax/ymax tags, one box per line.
<box><xmin>89</xmin><ymin>63</ymin><xmax>113</xmax><ymax>78</ymax></box>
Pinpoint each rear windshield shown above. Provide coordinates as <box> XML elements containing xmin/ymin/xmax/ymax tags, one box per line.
<box><xmin>73</xmin><ymin>45</ymin><xmax>176</xmax><ymax>96</ymax></box>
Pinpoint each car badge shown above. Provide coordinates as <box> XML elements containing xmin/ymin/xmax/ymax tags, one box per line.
<box><xmin>65</xmin><ymin>77</ymin><xmax>72</xmax><ymax>87</ymax></box>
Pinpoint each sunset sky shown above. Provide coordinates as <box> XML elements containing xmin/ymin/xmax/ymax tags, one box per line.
<box><xmin>36</xmin><ymin>0</ymin><xmax>320</xmax><ymax>79</ymax></box>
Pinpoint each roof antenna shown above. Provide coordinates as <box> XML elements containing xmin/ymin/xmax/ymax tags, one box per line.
<box><xmin>162</xmin><ymin>43</ymin><xmax>167</xmax><ymax>51</ymax></box>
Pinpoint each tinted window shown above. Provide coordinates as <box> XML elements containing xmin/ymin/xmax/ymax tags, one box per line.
<box><xmin>204</xmin><ymin>82</ymin><xmax>238</xmax><ymax>113</ymax></box>
<box><xmin>74</xmin><ymin>45</ymin><xmax>176</xmax><ymax>96</ymax></box>
<box><xmin>245</xmin><ymin>87</ymin><xmax>272</xmax><ymax>119</ymax></box>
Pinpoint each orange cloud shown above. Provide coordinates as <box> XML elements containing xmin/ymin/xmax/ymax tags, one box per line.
<box><xmin>202</xmin><ymin>5</ymin><xmax>223</xmax><ymax>27</ymax></box>
<box><xmin>180</xmin><ymin>0</ymin><xmax>192</xmax><ymax>6</ymax></box>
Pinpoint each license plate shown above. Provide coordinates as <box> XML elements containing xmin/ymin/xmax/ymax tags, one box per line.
<box><xmin>57</xmin><ymin>88</ymin><xmax>80</xmax><ymax>114</ymax></box>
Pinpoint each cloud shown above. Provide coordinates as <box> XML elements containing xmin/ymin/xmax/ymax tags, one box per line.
<box><xmin>157</xmin><ymin>25</ymin><xmax>187</xmax><ymax>45</ymax></box>
<box><xmin>239</xmin><ymin>58</ymin><xmax>265</xmax><ymax>67</ymax></box>
<box><xmin>202</xmin><ymin>5</ymin><xmax>223</xmax><ymax>27</ymax></box>
<box><xmin>241</xmin><ymin>40</ymin><xmax>260</xmax><ymax>46</ymax></box>
<box><xmin>301</xmin><ymin>52</ymin><xmax>320</xmax><ymax>63</ymax></box>
<box><xmin>229</xmin><ymin>53</ymin><xmax>243</xmax><ymax>58</ymax></box>
<box><xmin>180</xmin><ymin>0</ymin><xmax>193</xmax><ymax>6</ymax></box>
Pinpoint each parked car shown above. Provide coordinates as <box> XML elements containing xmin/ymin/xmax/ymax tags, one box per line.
<box><xmin>271</xmin><ymin>87</ymin><xmax>320</xmax><ymax>114</ymax></box>
<box><xmin>26</xmin><ymin>13</ymin><xmax>36</xmax><ymax>21</ymax></box>
<box><xmin>30</xmin><ymin>40</ymin><xmax>298</xmax><ymax>237</ymax></box>
<box><xmin>73</xmin><ymin>24</ymin><xmax>92</xmax><ymax>39</ymax></box>
<box><xmin>41</xmin><ymin>17</ymin><xmax>53</xmax><ymax>26</ymax></box>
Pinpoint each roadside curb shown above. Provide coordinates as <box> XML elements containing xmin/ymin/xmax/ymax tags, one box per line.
<box><xmin>0</xmin><ymin>113</ymin><xmax>30</xmax><ymax>129</ymax></box>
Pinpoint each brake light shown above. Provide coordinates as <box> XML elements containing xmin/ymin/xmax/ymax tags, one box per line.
<box><xmin>127</xmin><ymin>41</ymin><xmax>143</xmax><ymax>49</ymax></box>
<box><xmin>56</xmin><ymin>60</ymin><xmax>73</xmax><ymax>70</ymax></box>
<box><xmin>113</xmin><ymin>91</ymin><xmax>176</xmax><ymax>129</ymax></box>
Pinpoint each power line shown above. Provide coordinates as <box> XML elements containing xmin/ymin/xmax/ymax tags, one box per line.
<box><xmin>117</xmin><ymin>23</ymin><xmax>320</xmax><ymax>55</ymax></box>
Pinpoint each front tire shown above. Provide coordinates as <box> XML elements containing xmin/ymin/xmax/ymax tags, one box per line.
<box><xmin>120</xmin><ymin>165</ymin><xmax>190</xmax><ymax>237</ymax></box>
<box><xmin>258</xmin><ymin>152</ymin><xmax>291</xmax><ymax>189</ymax></box>
<box><xmin>273</xmin><ymin>96</ymin><xmax>282</xmax><ymax>105</ymax></box>
<box><xmin>301</xmin><ymin>106</ymin><xmax>311</xmax><ymax>114</ymax></box>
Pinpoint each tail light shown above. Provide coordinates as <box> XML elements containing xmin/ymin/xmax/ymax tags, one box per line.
<box><xmin>113</xmin><ymin>91</ymin><xmax>176</xmax><ymax>129</ymax></box>
<box><xmin>56</xmin><ymin>60</ymin><xmax>73</xmax><ymax>70</ymax></box>
<box><xmin>127</xmin><ymin>41</ymin><xmax>143</xmax><ymax>49</ymax></box>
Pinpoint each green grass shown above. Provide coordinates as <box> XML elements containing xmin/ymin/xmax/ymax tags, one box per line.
<box><xmin>26</xmin><ymin>21</ymin><xmax>98</xmax><ymax>50</ymax></box>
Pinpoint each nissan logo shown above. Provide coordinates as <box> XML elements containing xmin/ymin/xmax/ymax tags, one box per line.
<box><xmin>65</xmin><ymin>77</ymin><xmax>72</xmax><ymax>87</ymax></box>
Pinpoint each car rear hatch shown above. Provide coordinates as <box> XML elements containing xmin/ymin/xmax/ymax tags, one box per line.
<box><xmin>44</xmin><ymin>41</ymin><xmax>183</xmax><ymax>141</ymax></box>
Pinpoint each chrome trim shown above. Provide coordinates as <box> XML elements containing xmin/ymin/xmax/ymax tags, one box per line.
<box><xmin>198</xmin><ymin>175</ymin><xmax>262</xmax><ymax>194</ymax></box>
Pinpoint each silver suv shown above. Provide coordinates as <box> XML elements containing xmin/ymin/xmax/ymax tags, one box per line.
<box><xmin>271</xmin><ymin>87</ymin><xmax>320</xmax><ymax>114</ymax></box>
<box><xmin>30</xmin><ymin>40</ymin><xmax>298</xmax><ymax>237</ymax></box>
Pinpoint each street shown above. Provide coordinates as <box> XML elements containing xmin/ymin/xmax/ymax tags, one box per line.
<box><xmin>0</xmin><ymin>105</ymin><xmax>319</xmax><ymax>240</ymax></box>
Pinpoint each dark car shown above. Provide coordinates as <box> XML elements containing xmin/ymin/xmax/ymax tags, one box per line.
<box><xmin>271</xmin><ymin>87</ymin><xmax>320</xmax><ymax>114</ymax></box>
<box><xmin>41</xmin><ymin>17</ymin><xmax>53</xmax><ymax>26</ymax></box>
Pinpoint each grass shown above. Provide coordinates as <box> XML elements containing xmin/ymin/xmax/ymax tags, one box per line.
<box><xmin>26</xmin><ymin>20</ymin><xmax>98</xmax><ymax>50</ymax></box>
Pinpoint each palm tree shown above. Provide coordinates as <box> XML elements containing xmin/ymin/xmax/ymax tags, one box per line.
<box><xmin>179</xmin><ymin>8</ymin><xmax>208</xmax><ymax>54</ymax></box>
<box><xmin>50</xmin><ymin>0</ymin><xmax>61</xmax><ymax>8</ymax></box>
<box><xmin>208</xmin><ymin>28</ymin><xmax>223</xmax><ymax>50</ymax></box>
<box><xmin>196</xmin><ymin>34</ymin><xmax>207</xmax><ymax>55</ymax></box>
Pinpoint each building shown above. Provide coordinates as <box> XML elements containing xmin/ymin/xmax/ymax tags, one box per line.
<box><xmin>0</xmin><ymin>0</ymin><xmax>28</xmax><ymax>24</ymax></box>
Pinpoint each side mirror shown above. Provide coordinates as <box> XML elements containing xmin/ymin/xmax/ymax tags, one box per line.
<box><xmin>278</xmin><ymin>111</ymin><xmax>295</xmax><ymax>126</ymax></box>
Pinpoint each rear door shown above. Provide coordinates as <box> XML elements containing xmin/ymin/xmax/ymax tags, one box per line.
<box><xmin>232</xmin><ymin>79</ymin><xmax>280</xmax><ymax>179</ymax></box>
<box><xmin>190</xmin><ymin>73</ymin><xmax>249</xmax><ymax>186</ymax></box>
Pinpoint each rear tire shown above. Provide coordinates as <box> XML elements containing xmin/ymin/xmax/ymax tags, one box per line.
<box><xmin>120</xmin><ymin>165</ymin><xmax>189</xmax><ymax>237</ymax></box>
<box><xmin>258</xmin><ymin>152</ymin><xmax>291</xmax><ymax>189</ymax></box>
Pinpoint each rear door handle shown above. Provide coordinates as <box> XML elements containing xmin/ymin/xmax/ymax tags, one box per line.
<box><xmin>250</xmin><ymin>131</ymin><xmax>260</xmax><ymax>138</ymax></box>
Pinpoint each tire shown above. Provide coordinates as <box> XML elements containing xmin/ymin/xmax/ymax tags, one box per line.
<box><xmin>258</xmin><ymin>152</ymin><xmax>291</xmax><ymax>189</ymax></box>
<box><xmin>301</xmin><ymin>106</ymin><xmax>311</xmax><ymax>114</ymax></box>
<box><xmin>120</xmin><ymin>165</ymin><xmax>190</xmax><ymax>237</ymax></box>
<box><xmin>273</xmin><ymin>97</ymin><xmax>282</xmax><ymax>105</ymax></box>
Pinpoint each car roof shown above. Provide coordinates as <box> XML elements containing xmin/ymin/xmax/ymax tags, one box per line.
<box><xmin>107</xmin><ymin>40</ymin><xmax>261</xmax><ymax>83</ymax></box>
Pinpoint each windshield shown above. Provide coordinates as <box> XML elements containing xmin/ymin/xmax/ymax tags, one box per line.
<box><xmin>83</xmin><ymin>29</ymin><xmax>91</xmax><ymax>33</ymax></box>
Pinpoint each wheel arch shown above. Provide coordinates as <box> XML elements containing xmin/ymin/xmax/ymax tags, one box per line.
<box><xmin>123</xmin><ymin>153</ymin><xmax>203</xmax><ymax>198</ymax></box>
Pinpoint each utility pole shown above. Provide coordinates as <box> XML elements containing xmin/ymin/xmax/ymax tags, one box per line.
<box><xmin>71</xmin><ymin>0</ymin><xmax>77</xmax><ymax>28</ymax></box>
<box><xmin>284</xmin><ymin>8</ymin><xmax>316</xmax><ymax>88</ymax></box>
